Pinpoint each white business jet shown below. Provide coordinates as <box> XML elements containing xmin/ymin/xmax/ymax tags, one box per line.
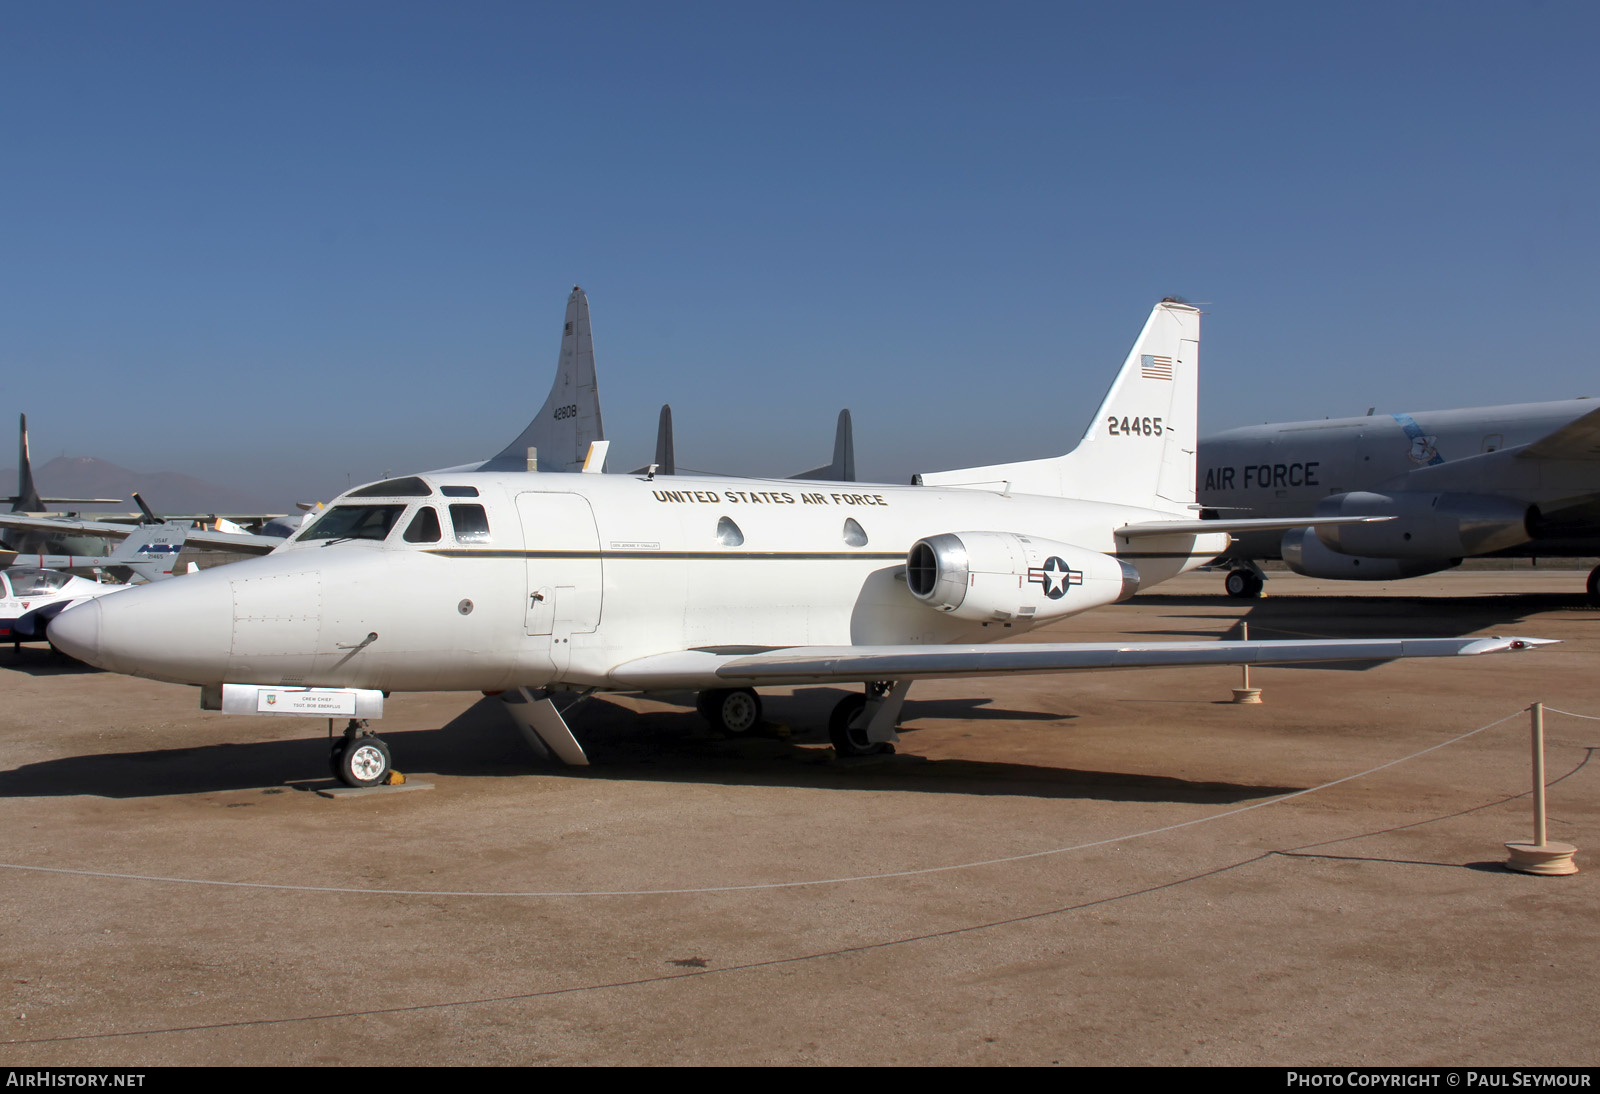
<box><xmin>48</xmin><ymin>300</ymin><xmax>1548</xmax><ymax>787</ymax></box>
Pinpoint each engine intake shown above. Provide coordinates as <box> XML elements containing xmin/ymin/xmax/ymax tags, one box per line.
<box><xmin>906</xmin><ymin>532</ymin><xmax>1140</xmax><ymax>622</ymax></box>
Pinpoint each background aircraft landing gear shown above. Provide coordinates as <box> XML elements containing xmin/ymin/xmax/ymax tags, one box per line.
<box><xmin>330</xmin><ymin>720</ymin><xmax>391</xmax><ymax>788</ymax></box>
<box><xmin>1588</xmin><ymin>566</ymin><xmax>1600</xmax><ymax>606</ymax></box>
<box><xmin>1224</xmin><ymin>566</ymin><xmax>1265</xmax><ymax>599</ymax></box>
<box><xmin>696</xmin><ymin>687</ymin><xmax>762</xmax><ymax>734</ymax></box>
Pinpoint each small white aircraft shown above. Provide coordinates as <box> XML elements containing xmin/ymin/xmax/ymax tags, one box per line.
<box><xmin>48</xmin><ymin>300</ymin><xmax>1550</xmax><ymax>786</ymax></box>
<box><xmin>0</xmin><ymin>523</ymin><xmax>196</xmax><ymax>645</ymax></box>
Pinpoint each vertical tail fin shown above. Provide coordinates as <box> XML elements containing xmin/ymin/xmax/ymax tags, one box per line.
<box><xmin>653</xmin><ymin>404</ymin><xmax>676</xmax><ymax>475</ymax></box>
<box><xmin>790</xmin><ymin>409</ymin><xmax>857</xmax><ymax>482</ymax></box>
<box><xmin>914</xmin><ymin>300</ymin><xmax>1200</xmax><ymax>510</ymax></box>
<box><xmin>14</xmin><ymin>413</ymin><xmax>42</xmax><ymax>512</ymax></box>
<box><xmin>480</xmin><ymin>286</ymin><xmax>605</xmax><ymax>473</ymax></box>
<box><xmin>106</xmin><ymin>523</ymin><xmax>191</xmax><ymax>581</ymax></box>
<box><xmin>628</xmin><ymin>405</ymin><xmax>677</xmax><ymax>476</ymax></box>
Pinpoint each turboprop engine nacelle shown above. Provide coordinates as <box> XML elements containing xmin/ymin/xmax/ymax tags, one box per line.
<box><xmin>1312</xmin><ymin>491</ymin><xmax>1536</xmax><ymax>559</ymax></box>
<box><xmin>1281</xmin><ymin>527</ymin><xmax>1456</xmax><ymax>581</ymax></box>
<box><xmin>906</xmin><ymin>532</ymin><xmax>1141</xmax><ymax>623</ymax></box>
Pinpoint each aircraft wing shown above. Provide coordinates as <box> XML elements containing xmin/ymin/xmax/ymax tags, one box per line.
<box><xmin>0</xmin><ymin>513</ymin><xmax>282</xmax><ymax>555</ymax></box>
<box><xmin>1518</xmin><ymin>403</ymin><xmax>1600</xmax><ymax>461</ymax></box>
<box><xmin>609</xmin><ymin>635</ymin><xmax>1550</xmax><ymax>689</ymax></box>
<box><xmin>1115</xmin><ymin>515</ymin><xmax>1389</xmax><ymax>538</ymax></box>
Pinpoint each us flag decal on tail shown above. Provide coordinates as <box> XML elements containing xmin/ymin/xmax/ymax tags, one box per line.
<box><xmin>1140</xmin><ymin>354</ymin><xmax>1175</xmax><ymax>380</ymax></box>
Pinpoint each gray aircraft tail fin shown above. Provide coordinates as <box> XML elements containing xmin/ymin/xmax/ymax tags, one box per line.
<box><xmin>6</xmin><ymin>414</ymin><xmax>121</xmax><ymax>511</ymax></box>
<box><xmin>479</xmin><ymin>286</ymin><xmax>605</xmax><ymax>473</ymax></box>
<box><xmin>650</xmin><ymin>405</ymin><xmax>676</xmax><ymax>475</ymax></box>
<box><xmin>11</xmin><ymin>414</ymin><xmax>41</xmax><ymax>512</ymax></box>
<box><xmin>630</xmin><ymin>405</ymin><xmax>677</xmax><ymax>476</ymax></box>
<box><xmin>104</xmin><ymin>522</ymin><xmax>192</xmax><ymax>582</ymax></box>
<box><xmin>789</xmin><ymin>410</ymin><xmax>856</xmax><ymax>482</ymax></box>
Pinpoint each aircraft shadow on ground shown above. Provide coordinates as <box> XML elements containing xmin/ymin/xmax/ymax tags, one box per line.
<box><xmin>0</xmin><ymin>694</ymin><xmax>1297</xmax><ymax>805</ymax></box>
<box><xmin>0</xmin><ymin>645</ymin><xmax>102</xmax><ymax>677</ymax></box>
<box><xmin>1120</xmin><ymin>592</ymin><xmax>1590</xmax><ymax>670</ymax></box>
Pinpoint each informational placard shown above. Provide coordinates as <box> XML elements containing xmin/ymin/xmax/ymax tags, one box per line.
<box><xmin>220</xmin><ymin>684</ymin><xmax>384</xmax><ymax>718</ymax></box>
<box><xmin>257</xmin><ymin>689</ymin><xmax>356</xmax><ymax>715</ymax></box>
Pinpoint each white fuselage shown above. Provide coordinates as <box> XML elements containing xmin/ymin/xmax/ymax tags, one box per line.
<box><xmin>52</xmin><ymin>471</ymin><xmax>1228</xmax><ymax>692</ymax></box>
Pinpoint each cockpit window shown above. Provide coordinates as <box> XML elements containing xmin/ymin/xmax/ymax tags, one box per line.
<box><xmin>440</xmin><ymin>485</ymin><xmax>479</xmax><ymax>497</ymax></box>
<box><xmin>449</xmin><ymin>504</ymin><xmax>492</xmax><ymax>543</ymax></box>
<box><xmin>348</xmin><ymin>476</ymin><xmax>433</xmax><ymax>498</ymax></box>
<box><xmin>6</xmin><ymin>568</ymin><xmax>72</xmax><ymax>595</ymax></box>
<box><xmin>403</xmin><ymin>506</ymin><xmax>442</xmax><ymax>544</ymax></box>
<box><xmin>297</xmin><ymin>505</ymin><xmax>406</xmax><ymax>543</ymax></box>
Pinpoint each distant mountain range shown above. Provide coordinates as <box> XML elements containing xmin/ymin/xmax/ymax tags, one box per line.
<box><xmin>2</xmin><ymin>456</ymin><xmax>283</xmax><ymax>516</ymax></box>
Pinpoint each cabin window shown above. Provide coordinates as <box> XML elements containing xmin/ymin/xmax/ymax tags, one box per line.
<box><xmin>7</xmin><ymin>568</ymin><xmax>72</xmax><ymax>596</ymax></box>
<box><xmin>403</xmin><ymin>507</ymin><xmax>442</xmax><ymax>544</ymax></box>
<box><xmin>716</xmin><ymin>516</ymin><xmax>744</xmax><ymax>547</ymax></box>
<box><xmin>450</xmin><ymin>504</ymin><xmax>492</xmax><ymax>543</ymax></box>
<box><xmin>348</xmin><ymin>476</ymin><xmax>433</xmax><ymax>498</ymax></box>
<box><xmin>842</xmin><ymin>518</ymin><xmax>868</xmax><ymax>547</ymax></box>
<box><xmin>298</xmin><ymin>505</ymin><xmax>406</xmax><ymax>542</ymax></box>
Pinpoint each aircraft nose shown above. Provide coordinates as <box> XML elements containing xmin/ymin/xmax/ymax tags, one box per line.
<box><xmin>48</xmin><ymin>570</ymin><xmax>239</xmax><ymax>683</ymax></box>
<box><xmin>48</xmin><ymin>599</ymin><xmax>103</xmax><ymax>665</ymax></box>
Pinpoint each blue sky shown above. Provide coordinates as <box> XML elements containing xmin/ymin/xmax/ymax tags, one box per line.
<box><xmin>2</xmin><ymin>1</ymin><xmax>1596</xmax><ymax>509</ymax></box>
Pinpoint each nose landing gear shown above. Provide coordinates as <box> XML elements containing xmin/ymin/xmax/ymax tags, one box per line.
<box><xmin>330</xmin><ymin>720</ymin><xmax>392</xmax><ymax>788</ymax></box>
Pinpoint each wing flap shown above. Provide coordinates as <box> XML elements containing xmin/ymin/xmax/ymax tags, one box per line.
<box><xmin>609</xmin><ymin>636</ymin><xmax>1551</xmax><ymax>688</ymax></box>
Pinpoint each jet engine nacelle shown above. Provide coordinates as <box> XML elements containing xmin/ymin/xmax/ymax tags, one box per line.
<box><xmin>1311</xmin><ymin>491</ymin><xmax>1536</xmax><ymax>560</ymax></box>
<box><xmin>1281</xmin><ymin>527</ymin><xmax>1456</xmax><ymax>581</ymax></box>
<box><xmin>906</xmin><ymin>532</ymin><xmax>1140</xmax><ymax>622</ymax></box>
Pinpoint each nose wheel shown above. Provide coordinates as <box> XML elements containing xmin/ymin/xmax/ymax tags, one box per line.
<box><xmin>329</xmin><ymin>721</ymin><xmax>392</xmax><ymax>787</ymax></box>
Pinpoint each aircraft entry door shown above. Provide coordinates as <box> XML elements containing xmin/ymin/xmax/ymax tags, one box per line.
<box><xmin>516</xmin><ymin>492</ymin><xmax>603</xmax><ymax>676</ymax></box>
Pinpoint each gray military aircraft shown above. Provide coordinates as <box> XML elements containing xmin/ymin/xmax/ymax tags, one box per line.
<box><xmin>1199</xmin><ymin>398</ymin><xmax>1600</xmax><ymax>598</ymax></box>
<box><xmin>3</xmin><ymin>414</ymin><xmax>122</xmax><ymax>558</ymax></box>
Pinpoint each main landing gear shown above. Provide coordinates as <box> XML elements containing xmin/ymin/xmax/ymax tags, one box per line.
<box><xmin>1588</xmin><ymin>565</ymin><xmax>1600</xmax><ymax>606</ymax></box>
<box><xmin>696</xmin><ymin>687</ymin><xmax>763</xmax><ymax>735</ymax></box>
<box><xmin>693</xmin><ymin>681</ymin><xmax>912</xmax><ymax>758</ymax></box>
<box><xmin>828</xmin><ymin>681</ymin><xmax>911</xmax><ymax>758</ymax></box>
<box><xmin>330</xmin><ymin>720</ymin><xmax>392</xmax><ymax>788</ymax></box>
<box><xmin>1224</xmin><ymin>564</ymin><xmax>1265</xmax><ymax>599</ymax></box>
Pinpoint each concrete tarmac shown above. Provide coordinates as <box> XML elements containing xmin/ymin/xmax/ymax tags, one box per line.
<box><xmin>0</xmin><ymin>570</ymin><xmax>1595</xmax><ymax>1066</ymax></box>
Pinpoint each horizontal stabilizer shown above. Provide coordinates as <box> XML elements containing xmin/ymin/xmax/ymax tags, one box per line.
<box><xmin>610</xmin><ymin>635</ymin><xmax>1552</xmax><ymax>689</ymax></box>
<box><xmin>1115</xmin><ymin>515</ymin><xmax>1391</xmax><ymax>538</ymax></box>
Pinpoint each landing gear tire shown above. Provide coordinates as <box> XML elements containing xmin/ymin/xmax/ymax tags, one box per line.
<box><xmin>697</xmin><ymin>687</ymin><xmax>763</xmax><ymax>735</ymax></box>
<box><xmin>1225</xmin><ymin>569</ymin><xmax>1263</xmax><ymax>599</ymax></box>
<box><xmin>333</xmin><ymin>736</ymin><xmax>391</xmax><ymax>788</ymax></box>
<box><xmin>1588</xmin><ymin>566</ymin><xmax>1600</xmax><ymax>606</ymax></box>
<box><xmin>828</xmin><ymin>693</ymin><xmax>889</xmax><ymax>758</ymax></box>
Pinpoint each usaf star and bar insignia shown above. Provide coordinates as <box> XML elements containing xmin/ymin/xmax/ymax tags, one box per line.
<box><xmin>1027</xmin><ymin>556</ymin><xmax>1082</xmax><ymax>600</ymax></box>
